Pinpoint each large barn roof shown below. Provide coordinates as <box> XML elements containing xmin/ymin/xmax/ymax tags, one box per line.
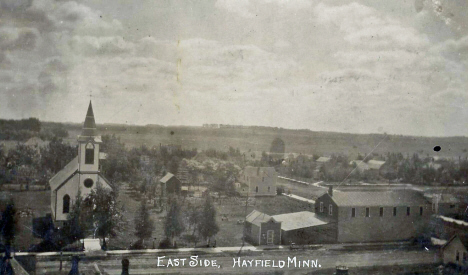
<box><xmin>329</xmin><ymin>190</ymin><xmax>429</xmax><ymax>207</ymax></box>
<box><xmin>272</xmin><ymin>211</ymin><xmax>329</xmax><ymax>231</ymax></box>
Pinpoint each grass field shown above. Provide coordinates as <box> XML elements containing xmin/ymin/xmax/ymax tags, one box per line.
<box><xmin>110</xmin><ymin>185</ymin><xmax>312</xmax><ymax>249</ymax></box>
<box><xmin>0</xmin><ymin>190</ymin><xmax>51</xmax><ymax>251</ymax></box>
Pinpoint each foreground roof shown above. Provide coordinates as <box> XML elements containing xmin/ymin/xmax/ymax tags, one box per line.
<box><xmin>246</xmin><ymin>210</ymin><xmax>278</xmax><ymax>227</ymax></box>
<box><xmin>272</xmin><ymin>211</ymin><xmax>329</xmax><ymax>231</ymax></box>
<box><xmin>329</xmin><ymin>190</ymin><xmax>429</xmax><ymax>207</ymax></box>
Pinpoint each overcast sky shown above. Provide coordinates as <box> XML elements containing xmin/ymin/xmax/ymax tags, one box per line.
<box><xmin>0</xmin><ymin>0</ymin><xmax>467</xmax><ymax>136</ymax></box>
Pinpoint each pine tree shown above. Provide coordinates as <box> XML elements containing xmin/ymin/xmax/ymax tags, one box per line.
<box><xmin>198</xmin><ymin>196</ymin><xmax>219</xmax><ymax>245</ymax></box>
<box><xmin>134</xmin><ymin>199</ymin><xmax>154</xmax><ymax>244</ymax></box>
<box><xmin>164</xmin><ymin>199</ymin><xmax>184</xmax><ymax>247</ymax></box>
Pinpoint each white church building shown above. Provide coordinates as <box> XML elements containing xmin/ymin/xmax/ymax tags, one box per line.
<box><xmin>49</xmin><ymin>101</ymin><xmax>112</xmax><ymax>223</ymax></box>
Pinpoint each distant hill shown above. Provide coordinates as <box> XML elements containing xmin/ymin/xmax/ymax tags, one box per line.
<box><xmin>55</xmin><ymin>122</ymin><xmax>468</xmax><ymax>159</ymax></box>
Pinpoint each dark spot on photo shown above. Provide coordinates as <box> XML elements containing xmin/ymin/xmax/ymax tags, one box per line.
<box><xmin>433</xmin><ymin>146</ymin><xmax>441</xmax><ymax>152</ymax></box>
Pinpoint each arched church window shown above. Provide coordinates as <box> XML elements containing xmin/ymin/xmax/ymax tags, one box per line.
<box><xmin>85</xmin><ymin>143</ymin><xmax>94</xmax><ymax>164</ymax></box>
<box><xmin>84</xmin><ymin>178</ymin><xmax>94</xmax><ymax>188</ymax></box>
<box><xmin>63</xmin><ymin>195</ymin><xmax>70</xmax><ymax>214</ymax></box>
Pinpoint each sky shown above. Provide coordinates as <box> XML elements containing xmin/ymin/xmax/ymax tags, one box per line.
<box><xmin>0</xmin><ymin>0</ymin><xmax>467</xmax><ymax>137</ymax></box>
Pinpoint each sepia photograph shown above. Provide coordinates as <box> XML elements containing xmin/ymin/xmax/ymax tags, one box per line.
<box><xmin>0</xmin><ymin>0</ymin><xmax>468</xmax><ymax>274</ymax></box>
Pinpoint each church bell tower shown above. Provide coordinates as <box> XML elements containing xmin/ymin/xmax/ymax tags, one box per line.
<box><xmin>78</xmin><ymin>101</ymin><xmax>101</xmax><ymax>177</ymax></box>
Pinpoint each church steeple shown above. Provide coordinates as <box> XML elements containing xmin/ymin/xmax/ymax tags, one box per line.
<box><xmin>81</xmin><ymin>101</ymin><xmax>97</xmax><ymax>137</ymax></box>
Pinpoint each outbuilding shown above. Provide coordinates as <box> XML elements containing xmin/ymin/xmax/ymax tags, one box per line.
<box><xmin>244</xmin><ymin>210</ymin><xmax>281</xmax><ymax>245</ymax></box>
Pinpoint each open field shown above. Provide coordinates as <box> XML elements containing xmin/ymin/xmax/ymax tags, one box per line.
<box><xmin>0</xmin><ymin>190</ymin><xmax>51</xmax><ymax>251</ymax></box>
<box><xmin>54</xmin><ymin>122</ymin><xmax>468</xmax><ymax>159</ymax></box>
<box><xmin>111</xmin><ymin>185</ymin><xmax>312</xmax><ymax>249</ymax></box>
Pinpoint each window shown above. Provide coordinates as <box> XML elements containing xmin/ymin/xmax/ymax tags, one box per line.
<box><xmin>393</xmin><ymin>207</ymin><xmax>397</xmax><ymax>216</ymax></box>
<box><xmin>420</xmin><ymin>206</ymin><xmax>423</xmax><ymax>216</ymax></box>
<box><xmin>84</xmin><ymin>178</ymin><xmax>94</xmax><ymax>188</ymax></box>
<box><xmin>320</xmin><ymin>202</ymin><xmax>323</xmax><ymax>213</ymax></box>
<box><xmin>366</xmin><ymin>207</ymin><xmax>370</xmax><ymax>217</ymax></box>
<box><xmin>450</xmin><ymin>204</ymin><xmax>455</xmax><ymax>208</ymax></box>
<box><xmin>268</xmin><ymin>186</ymin><xmax>271</xmax><ymax>192</ymax></box>
<box><xmin>255</xmin><ymin>186</ymin><xmax>258</xmax><ymax>193</ymax></box>
<box><xmin>262</xmin><ymin>177</ymin><xmax>264</xmax><ymax>182</ymax></box>
<box><xmin>63</xmin><ymin>195</ymin><xmax>70</xmax><ymax>214</ymax></box>
<box><xmin>456</xmin><ymin>251</ymin><xmax>460</xmax><ymax>262</ymax></box>
<box><xmin>380</xmin><ymin>207</ymin><xmax>384</xmax><ymax>217</ymax></box>
<box><xmin>329</xmin><ymin>204</ymin><xmax>333</xmax><ymax>216</ymax></box>
<box><xmin>351</xmin><ymin>208</ymin><xmax>356</xmax><ymax>218</ymax></box>
<box><xmin>85</xmin><ymin>143</ymin><xmax>94</xmax><ymax>164</ymax></box>
<box><xmin>464</xmin><ymin>252</ymin><xmax>467</xmax><ymax>262</ymax></box>
<box><xmin>407</xmin><ymin>207</ymin><xmax>411</xmax><ymax>216</ymax></box>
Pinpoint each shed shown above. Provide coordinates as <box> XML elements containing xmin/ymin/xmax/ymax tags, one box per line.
<box><xmin>244</xmin><ymin>210</ymin><xmax>281</xmax><ymax>246</ymax></box>
<box><xmin>160</xmin><ymin>173</ymin><xmax>181</xmax><ymax>195</ymax></box>
<box><xmin>441</xmin><ymin>235</ymin><xmax>468</xmax><ymax>267</ymax></box>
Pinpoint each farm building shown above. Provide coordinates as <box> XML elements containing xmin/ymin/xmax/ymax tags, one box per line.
<box><xmin>441</xmin><ymin>235</ymin><xmax>468</xmax><ymax>267</ymax></box>
<box><xmin>49</xmin><ymin>101</ymin><xmax>112</xmax><ymax>224</ymax></box>
<box><xmin>236</xmin><ymin>166</ymin><xmax>277</xmax><ymax>197</ymax></box>
<box><xmin>271</xmin><ymin>211</ymin><xmax>336</xmax><ymax>245</ymax></box>
<box><xmin>314</xmin><ymin>187</ymin><xmax>432</xmax><ymax>243</ymax></box>
<box><xmin>429</xmin><ymin>193</ymin><xmax>461</xmax><ymax>216</ymax></box>
<box><xmin>159</xmin><ymin>172</ymin><xmax>181</xmax><ymax>195</ymax></box>
<box><xmin>244</xmin><ymin>210</ymin><xmax>281</xmax><ymax>245</ymax></box>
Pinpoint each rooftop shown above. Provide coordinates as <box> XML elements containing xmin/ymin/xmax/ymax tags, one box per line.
<box><xmin>243</xmin><ymin>166</ymin><xmax>276</xmax><ymax>178</ymax></box>
<box><xmin>328</xmin><ymin>190</ymin><xmax>429</xmax><ymax>207</ymax></box>
<box><xmin>272</xmin><ymin>211</ymin><xmax>329</xmax><ymax>231</ymax></box>
<box><xmin>246</xmin><ymin>210</ymin><xmax>278</xmax><ymax>227</ymax></box>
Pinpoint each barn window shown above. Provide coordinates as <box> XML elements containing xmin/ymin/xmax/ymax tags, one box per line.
<box><xmin>407</xmin><ymin>207</ymin><xmax>411</xmax><ymax>216</ymax></box>
<box><xmin>85</xmin><ymin>143</ymin><xmax>94</xmax><ymax>164</ymax></box>
<box><xmin>380</xmin><ymin>207</ymin><xmax>384</xmax><ymax>217</ymax></box>
<box><xmin>320</xmin><ymin>202</ymin><xmax>323</xmax><ymax>213</ymax></box>
<box><xmin>268</xmin><ymin>186</ymin><xmax>271</xmax><ymax>192</ymax></box>
<box><xmin>393</xmin><ymin>207</ymin><xmax>397</xmax><ymax>216</ymax></box>
<box><xmin>351</xmin><ymin>208</ymin><xmax>356</xmax><ymax>218</ymax></box>
<box><xmin>63</xmin><ymin>195</ymin><xmax>70</xmax><ymax>214</ymax></box>
<box><xmin>365</xmin><ymin>207</ymin><xmax>370</xmax><ymax>217</ymax></box>
<box><xmin>420</xmin><ymin>206</ymin><xmax>423</xmax><ymax>216</ymax></box>
<box><xmin>84</xmin><ymin>178</ymin><xmax>94</xmax><ymax>188</ymax></box>
<box><xmin>329</xmin><ymin>205</ymin><xmax>333</xmax><ymax>216</ymax></box>
<box><xmin>255</xmin><ymin>186</ymin><xmax>258</xmax><ymax>193</ymax></box>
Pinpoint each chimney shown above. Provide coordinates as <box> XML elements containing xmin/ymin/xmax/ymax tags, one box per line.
<box><xmin>328</xmin><ymin>186</ymin><xmax>333</xmax><ymax>197</ymax></box>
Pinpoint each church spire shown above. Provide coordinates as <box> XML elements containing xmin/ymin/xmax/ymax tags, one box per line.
<box><xmin>81</xmin><ymin>101</ymin><xmax>97</xmax><ymax>137</ymax></box>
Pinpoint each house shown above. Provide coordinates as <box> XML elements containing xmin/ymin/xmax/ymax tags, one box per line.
<box><xmin>272</xmin><ymin>211</ymin><xmax>336</xmax><ymax>245</ymax></box>
<box><xmin>49</xmin><ymin>101</ymin><xmax>112</xmax><ymax>224</ymax></box>
<box><xmin>314</xmin><ymin>187</ymin><xmax>432</xmax><ymax>243</ymax></box>
<box><xmin>236</xmin><ymin>166</ymin><xmax>277</xmax><ymax>197</ymax></box>
<box><xmin>350</xmin><ymin>160</ymin><xmax>386</xmax><ymax>178</ymax></box>
<box><xmin>159</xmin><ymin>172</ymin><xmax>181</xmax><ymax>195</ymax></box>
<box><xmin>24</xmin><ymin>137</ymin><xmax>49</xmax><ymax>149</ymax></box>
<box><xmin>244</xmin><ymin>210</ymin><xmax>281</xmax><ymax>245</ymax></box>
<box><xmin>441</xmin><ymin>235</ymin><xmax>468</xmax><ymax>267</ymax></box>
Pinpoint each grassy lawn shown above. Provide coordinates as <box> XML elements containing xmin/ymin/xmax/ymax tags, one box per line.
<box><xmin>111</xmin><ymin>186</ymin><xmax>312</xmax><ymax>249</ymax></box>
<box><xmin>0</xmin><ymin>190</ymin><xmax>51</xmax><ymax>251</ymax></box>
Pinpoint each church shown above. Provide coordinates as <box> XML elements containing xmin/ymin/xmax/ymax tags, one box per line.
<box><xmin>49</xmin><ymin>101</ymin><xmax>112</xmax><ymax>224</ymax></box>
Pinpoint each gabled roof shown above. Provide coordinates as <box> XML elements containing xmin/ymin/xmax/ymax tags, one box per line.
<box><xmin>49</xmin><ymin>157</ymin><xmax>79</xmax><ymax>191</ymax></box>
<box><xmin>367</xmin><ymin>160</ymin><xmax>386</xmax><ymax>170</ymax></box>
<box><xmin>328</xmin><ymin>190</ymin><xmax>429</xmax><ymax>207</ymax></box>
<box><xmin>442</xmin><ymin>234</ymin><xmax>468</xmax><ymax>251</ymax></box>
<box><xmin>272</xmin><ymin>211</ymin><xmax>329</xmax><ymax>231</ymax></box>
<box><xmin>316</xmin><ymin>157</ymin><xmax>331</xmax><ymax>163</ymax></box>
<box><xmin>160</xmin><ymin>172</ymin><xmax>179</xmax><ymax>184</ymax></box>
<box><xmin>246</xmin><ymin>210</ymin><xmax>278</xmax><ymax>227</ymax></box>
<box><xmin>243</xmin><ymin>166</ymin><xmax>276</xmax><ymax>178</ymax></box>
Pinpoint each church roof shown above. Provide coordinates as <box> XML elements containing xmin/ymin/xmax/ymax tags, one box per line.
<box><xmin>49</xmin><ymin>156</ymin><xmax>79</xmax><ymax>191</ymax></box>
<box><xmin>80</xmin><ymin>101</ymin><xmax>98</xmax><ymax>137</ymax></box>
